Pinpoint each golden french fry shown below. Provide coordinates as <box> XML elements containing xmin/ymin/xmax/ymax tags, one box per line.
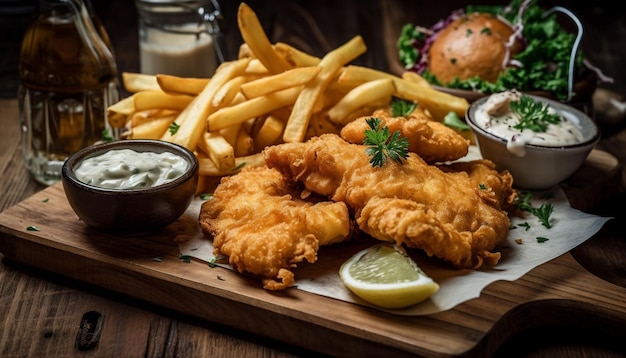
<box><xmin>106</xmin><ymin>94</ymin><xmax>135</xmax><ymax>128</ymax></box>
<box><xmin>243</xmin><ymin>58</ymin><xmax>269</xmax><ymax>75</ymax></box>
<box><xmin>133</xmin><ymin>90</ymin><xmax>194</xmax><ymax>111</ymax></box>
<box><xmin>327</xmin><ymin>78</ymin><xmax>395</xmax><ymax>124</ymax></box>
<box><xmin>219</xmin><ymin>124</ymin><xmax>241</xmax><ymax>148</ymax></box>
<box><xmin>274</xmin><ymin>42</ymin><xmax>321</xmax><ymax>67</ymax></box>
<box><xmin>254</xmin><ymin>114</ymin><xmax>284</xmax><ymax>151</ymax></box>
<box><xmin>156</xmin><ymin>74</ymin><xmax>209</xmax><ymax>96</ymax></box>
<box><xmin>129</xmin><ymin>109</ymin><xmax>179</xmax><ymax>127</ymax></box>
<box><xmin>198</xmin><ymin>132</ymin><xmax>236</xmax><ymax>171</ymax></box>
<box><xmin>304</xmin><ymin>111</ymin><xmax>340</xmax><ymax>139</ymax></box>
<box><xmin>401</xmin><ymin>71</ymin><xmax>430</xmax><ymax>87</ymax></box>
<box><xmin>240</xmin><ymin>66</ymin><xmax>321</xmax><ymax>99</ymax></box>
<box><xmin>212</xmin><ymin>76</ymin><xmax>248</xmax><ymax>109</ymax></box>
<box><xmin>234</xmin><ymin>128</ymin><xmax>254</xmax><ymax>157</ymax></box>
<box><xmin>122</xmin><ymin>72</ymin><xmax>160</xmax><ymax>93</ymax></box>
<box><xmin>128</xmin><ymin>114</ymin><xmax>177</xmax><ymax>139</ymax></box>
<box><xmin>207</xmin><ymin>86</ymin><xmax>302</xmax><ymax>132</ymax></box>
<box><xmin>283</xmin><ymin>35</ymin><xmax>367</xmax><ymax>143</ymax></box>
<box><xmin>166</xmin><ymin>58</ymin><xmax>251</xmax><ymax>150</ymax></box>
<box><xmin>338</xmin><ymin>65</ymin><xmax>469</xmax><ymax>120</ymax></box>
<box><xmin>237</xmin><ymin>2</ymin><xmax>291</xmax><ymax>74</ymax></box>
<box><xmin>198</xmin><ymin>153</ymin><xmax>265</xmax><ymax>176</ymax></box>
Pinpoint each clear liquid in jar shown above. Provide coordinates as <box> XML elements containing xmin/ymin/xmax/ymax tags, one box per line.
<box><xmin>18</xmin><ymin>7</ymin><xmax>119</xmax><ymax>185</ymax></box>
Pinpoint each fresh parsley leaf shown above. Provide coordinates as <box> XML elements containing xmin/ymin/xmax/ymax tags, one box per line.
<box><xmin>169</xmin><ymin>122</ymin><xmax>180</xmax><ymax>135</ymax></box>
<box><xmin>518</xmin><ymin>222</ymin><xmax>531</xmax><ymax>231</ymax></box>
<box><xmin>178</xmin><ymin>254</ymin><xmax>191</xmax><ymax>263</ymax></box>
<box><xmin>101</xmin><ymin>129</ymin><xmax>114</xmax><ymax>142</ymax></box>
<box><xmin>514</xmin><ymin>192</ymin><xmax>553</xmax><ymax>229</ymax></box>
<box><xmin>26</xmin><ymin>225</ymin><xmax>40</xmax><ymax>231</ymax></box>
<box><xmin>510</xmin><ymin>95</ymin><xmax>561</xmax><ymax>132</ymax></box>
<box><xmin>391</xmin><ymin>98</ymin><xmax>417</xmax><ymax>117</ymax></box>
<box><xmin>363</xmin><ymin>117</ymin><xmax>409</xmax><ymax>167</ymax></box>
<box><xmin>443</xmin><ymin>112</ymin><xmax>470</xmax><ymax>132</ymax></box>
<box><xmin>536</xmin><ymin>237</ymin><xmax>549</xmax><ymax>243</ymax></box>
<box><xmin>199</xmin><ymin>193</ymin><xmax>214</xmax><ymax>201</ymax></box>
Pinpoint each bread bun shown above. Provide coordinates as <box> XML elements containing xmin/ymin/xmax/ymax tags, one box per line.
<box><xmin>427</xmin><ymin>13</ymin><xmax>523</xmax><ymax>84</ymax></box>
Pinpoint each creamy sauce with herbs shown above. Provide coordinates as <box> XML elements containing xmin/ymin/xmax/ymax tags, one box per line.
<box><xmin>474</xmin><ymin>91</ymin><xmax>584</xmax><ymax>156</ymax></box>
<box><xmin>75</xmin><ymin>149</ymin><xmax>189</xmax><ymax>189</ymax></box>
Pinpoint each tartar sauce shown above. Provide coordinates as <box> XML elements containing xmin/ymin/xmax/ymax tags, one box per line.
<box><xmin>75</xmin><ymin>149</ymin><xmax>189</xmax><ymax>189</ymax></box>
<box><xmin>474</xmin><ymin>90</ymin><xmax>584</xmax><ymax>156</ymax></box>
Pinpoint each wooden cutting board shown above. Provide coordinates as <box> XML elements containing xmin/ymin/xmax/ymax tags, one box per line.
<box><xmin>0</xmin><ymin>149</ymin><xmax>624</xmax><ymax>357</ymax></box>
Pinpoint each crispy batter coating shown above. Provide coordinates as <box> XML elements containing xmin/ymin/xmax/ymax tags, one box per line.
<box><xmin>264</xmin><ymin>134</ymin><xmax>515</xmax><ymax>269</ymax></box>
<box><xmin>199</xmin><ymin>166</ymin><xmax>351</xmax><ymax>290</ymax></box>
<box><xmin>340</xmin><ymin>109</ymin><xmax>470</xmax><ymax>163</ymax></box>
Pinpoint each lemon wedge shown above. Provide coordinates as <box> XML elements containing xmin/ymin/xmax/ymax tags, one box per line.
<box><xmin>339</xmin><ymin>244</ymin><xmax>439</xmax><ymax>309</ymax></box>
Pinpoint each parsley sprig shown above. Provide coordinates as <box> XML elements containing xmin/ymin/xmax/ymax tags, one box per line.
<box><xmin>510</xmin><ymin>95</ymin><xmax>561</xmax><ymax>132</ymax></box>
<box><xmin>391</xmin><ymin>98</ymin><xmax>417</xmax><ymax>117</ymax></box>
<box><xmin>363</xmin><ymin>117</ymin><xmax>409</xmax><ymax>167</ymax></box>
<box><xmin>514</xmin><ymin>192</ymin><xmax>554</xmax><ymax>228</ymax></box>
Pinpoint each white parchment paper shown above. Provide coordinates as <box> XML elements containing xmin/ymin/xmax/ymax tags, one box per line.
<box><xmin>178</xmin><ymin>187</ymin><xmax>610</xmax><ymax>316</ymax></box>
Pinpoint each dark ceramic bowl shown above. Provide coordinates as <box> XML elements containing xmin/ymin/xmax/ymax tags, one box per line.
<box><xmin>466</xmin><ymin>93</ymin><xmax>600</xmax><ymax>190</ymax></box>
<box><xmin>62</xmin><ymin>139</ymin><xmax>199</xmax><ymax>235</ymax></box>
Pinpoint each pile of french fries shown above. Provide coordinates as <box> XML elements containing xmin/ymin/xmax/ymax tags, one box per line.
<box><xmin>106</xmin><ymin>2</ymin><xmax>469</xmax><ymax>193</ymax></box>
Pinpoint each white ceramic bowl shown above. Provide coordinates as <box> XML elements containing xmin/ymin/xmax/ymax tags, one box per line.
<box><xmin>466</xmin><ymin>94</ymin><xmax>600</xmax><ymax>190</ymax></box>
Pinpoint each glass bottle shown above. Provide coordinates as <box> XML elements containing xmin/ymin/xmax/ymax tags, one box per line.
<box><xmin>18</xmin><ymin>0</ymin><xmax>119</xmax><ymax>185</ymax></box>
<box><xmin>134</xmin><ymin>0</ymin><xmax>226</xmax><ymax>78</ymax></box>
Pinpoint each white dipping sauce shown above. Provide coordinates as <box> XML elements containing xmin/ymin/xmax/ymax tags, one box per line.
<box><xmin>75</xmin><ymin>149</ymin><xmax>189</xmax><ymax>189</ymax></box>
<box><xmin>139</xmin><ymin>25</ymin><xmax>217</xmax><ymax>78</ymax></box>
<box><xmin>474</xmin><ymin>90</ymin><xmax>584</xmax><ymax>157</ymax></box>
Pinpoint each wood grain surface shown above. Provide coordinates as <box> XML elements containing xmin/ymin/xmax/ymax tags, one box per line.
<box><xmin>1</xmin><ymin>178</ymin><xmax>625</xmax><ymax>357</ymax></box>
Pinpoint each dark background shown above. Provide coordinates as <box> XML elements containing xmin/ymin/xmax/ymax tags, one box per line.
<box><xmin>1</xmin><ymin>0</ymin><xmax>625</xmax><ymax>99</ymax></box>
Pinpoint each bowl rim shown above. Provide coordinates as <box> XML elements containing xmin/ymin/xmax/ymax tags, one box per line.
<box><xmin>61</xmin><ymin>139</ymin><xmax>199</xmax><ymax>194</ymax></box>
<box><xmin>465</xmin><ymin>93</ymin><xmax>601</xmax><ymax>151</ymax></box>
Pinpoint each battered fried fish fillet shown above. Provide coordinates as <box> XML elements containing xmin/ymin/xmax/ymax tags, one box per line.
<box><xmin>264</xmin><ymin>133</ymin><xmax>515</xmax><ymax>269</ymax></box>
<box><xmin>199</xmin><ymin>166</ymin><xmax>352</xmax><ymax>290</ymax></box>
<box><xmin>340</xmin><ymin>109</ymin><xmax>469</xmax><ymax>163</ymax></box>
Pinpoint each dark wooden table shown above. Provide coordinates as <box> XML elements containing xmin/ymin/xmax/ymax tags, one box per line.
<box><xmin>1</xmin><ymin>1</ymin><xmax>626</xmax><ymax>356</ymax></box>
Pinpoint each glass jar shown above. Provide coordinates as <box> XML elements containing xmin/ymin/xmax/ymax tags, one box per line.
<box><xmin>18</xmin><ymin>0</ymin><xmax>119</xmax><ymax>185</ymax></box>
<box><xmin>134</xmin><ymin>0</ymin><xmax>225</xmax><ymax>78</ymax></box>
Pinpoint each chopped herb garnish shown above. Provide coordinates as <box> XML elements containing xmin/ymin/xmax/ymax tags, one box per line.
<box><xmin>363</xmin><ymin>117</ymin><xmax>409</xmax><ymax>167</ymax></box>
<box><xmin>536</xmin><ymin>237</ymin><xmax>549</xmax><ymax>243</ymax></box>
<box><xmin>26</xmin><ymin>225</ymin><xmax>40</xmax><ymax>231</ymax></box>
<box><xmin>169</xmin><ymin>122</ymin><xmax>180</xmax><ymax>135</ymax></box>
<box><xmin>481</xmin><ymin>27</ymin><xmax>491</xmax><ymax>35</ymax></box>
<box><xmin>514</xmin><ymin>192</ymin><xmax>554</xmax><ymax>229</ymax></box>
<box><xmin>199</xmin><ymin>193</ymin><xmax>214</xmax><ymax>201</ymax></box>
<box><xmin>42</xmin><ymin>198</ymin><xmax>49</xmax><ymax>203</ymax></box>
<box><xmin>510</xmin><ymin>95</ymin><xmax>561</xmax><ymax>132</ymax></box>
<box><xmin>517</xmin><ymin>222</ymin><xmax>531</xmax><ymax>231</ymax></box>
<box><xmin>232</xmin><ymin>162</ymin><xmax>247</xmax><ymax>172</ymax></box>
<box><xmin>478</xmin><ymin>183</ymin><xmax>487</xmax><ymax>190</ymax></box>
<box><xmin>442</xmin><ymin>112</ymin><xmax>470</xmax><ymax>132</ymax></box>
<box><xmin>391</xmin><ymin>98</ymin><xmax>417</xmax><ymax>117</ymax></box>
<box><xmin>152</xmin><ymin>256</ymin><xmax>163</xmax><ymax>262</ymax></box>
<box><xmin>208</xmin><ymin>257</ymin><xmax>218</xmax><ymax>268</ymax></box>
<box><xmin>101</xmin><ymin>129</ymin><xmax>114</xmax><ymax>142</ymax></box>
<box><xmin>178</xmin><ymin>254</ymin><xmax>191</xmax><ymax>263</ymax></box>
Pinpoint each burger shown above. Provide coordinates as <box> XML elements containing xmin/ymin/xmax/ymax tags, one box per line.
<box><xmin>397</xmin><ymin>0</ymin><xmax>606</xmax><ymax>102</ymax></box>
<box><xmin>427</xmin><ymin>12</ymin><xmax>524</xmax><ymax>84</ymax></box>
